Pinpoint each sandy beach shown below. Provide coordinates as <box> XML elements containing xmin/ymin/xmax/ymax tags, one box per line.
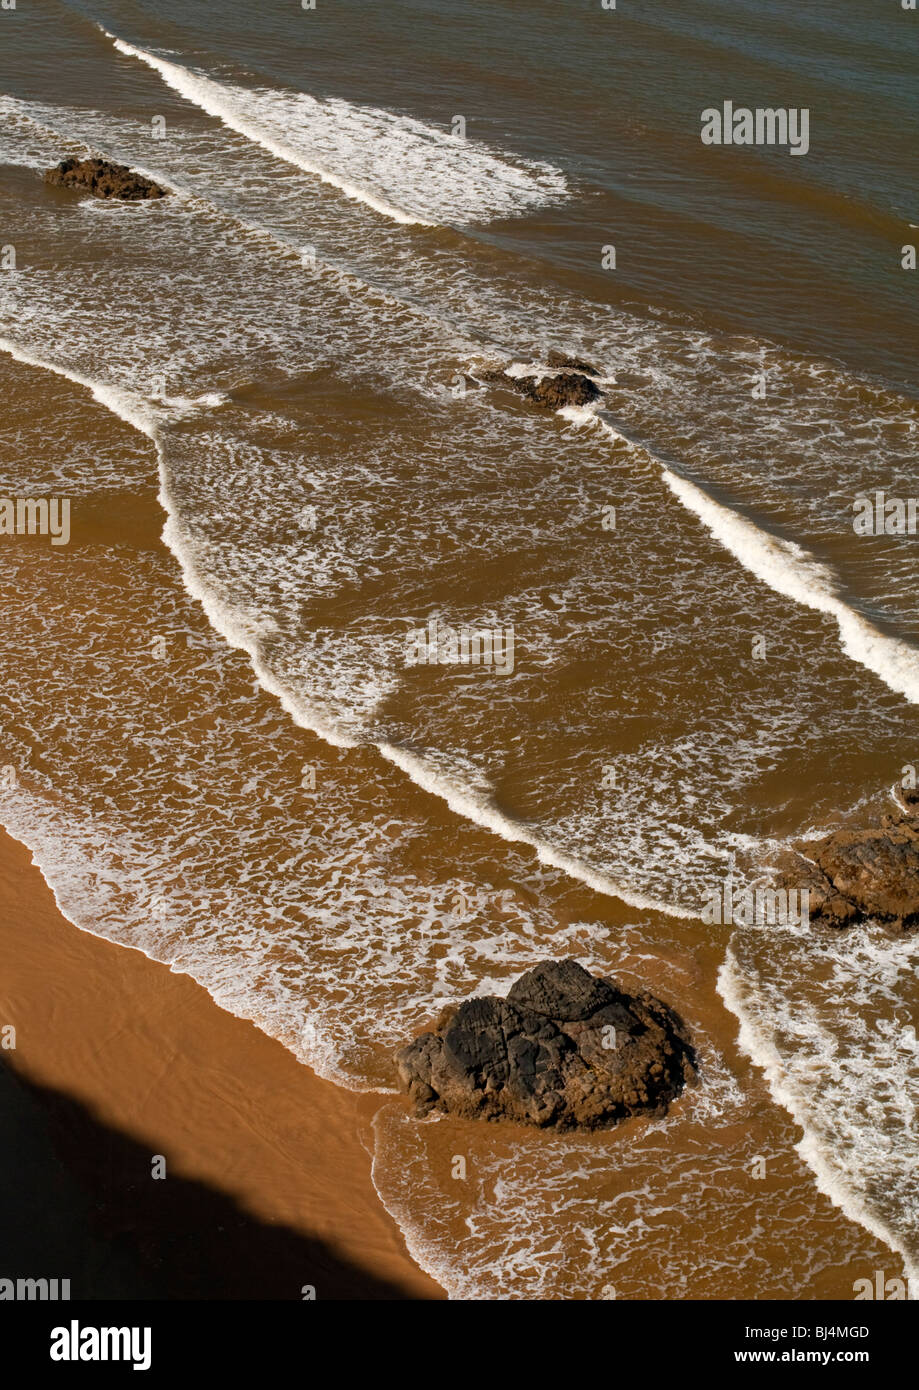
<box><xmin>0</xmin><ymin>828</ymin><xmax>443</xmax><ymax>1300</ymax></box>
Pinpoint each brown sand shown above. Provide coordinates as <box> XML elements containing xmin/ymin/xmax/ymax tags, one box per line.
<box><xmin>0</xmin><ymin>828</ymin><xmax>443</xmax><ymax>1300</ymax></box>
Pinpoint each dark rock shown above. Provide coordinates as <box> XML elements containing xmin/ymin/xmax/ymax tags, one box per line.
<box><xmin>44</xmin><ymin>158</ymin><xmax>169</xmax><ymax>201</ymax></box>
<box><xmin>809</xmin><ymin>826</ymin><xmax>919</xmax><ymax>931</ymax></box>
<box><xmin>395</xmin><ymin>958</ymin><xmax>695</xmax><ymax>1130</ymax></box>
<box><xmin>514</xmin><ymin>371</ymin><xmax>601</xmax><ymax>410</ymax></box>
<box><xmin>507</xmin><ymin>957</ymin><xmax>616</xmax><ymax>1020</ymax></box>
<box><xmin>787</xmin><ymin>857</ymin><xmax>862</xmax><ymax>931</ymax></box>
<box><xmin>472</xmin><ymin>362</ymin><xmax>602</xmax><ymax>411</ymax></box>
<box><xmin>778</xmin><ymin>786</ymin><xmax>919</xmax><ymax>932</ymax></box>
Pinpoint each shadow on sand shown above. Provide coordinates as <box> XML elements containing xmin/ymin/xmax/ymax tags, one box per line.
<box><xmin>0</xmin><ymin>1058</ymin><xmax>424</xmax><ymax>1300</ymax></box>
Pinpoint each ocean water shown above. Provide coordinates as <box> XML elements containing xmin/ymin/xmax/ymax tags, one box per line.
<box><xmin>0</xmin><ymin>0</ymin><xmax>917</xmax><ymax>1298</ymax></box>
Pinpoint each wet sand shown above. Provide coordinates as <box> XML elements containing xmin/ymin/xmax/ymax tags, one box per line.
<box><xmin>0</xmin><ymin>828</ymin><xmax>443</xmax><ymax>1300</ymax></box>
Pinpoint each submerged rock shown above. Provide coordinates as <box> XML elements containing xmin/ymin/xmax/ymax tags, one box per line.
<box><xmin>395</xmin><ymin>958</ymin><xmax>695</xmax><ymax>1130</ymax></box>
<box><xmin>474</xmin><ymin>359</ymin><xmax>602</xmax><ymax>411</ymax></box>
<box><xmin>44</xmin><ymin>158</ymin><xmax>169</xmax><ymax>201</ymax></box>
<box><xmin>545</xmin><ymin>350</ymin><xmax>600</xmax><ymax>376</ymax></box>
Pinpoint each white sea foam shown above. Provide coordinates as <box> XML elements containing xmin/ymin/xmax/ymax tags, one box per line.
<box><xmin>0</xmin><ymin>337</ymin><xmax>372</xmax><ymax>758</ymax></box>
<box><xmin>0</xmin><ymin>336</ymin><xmax>157</xmax><ymax>438</ymax></box>
<box><xmin>660</xmin><ymin>468</ymin><xmax>919</xmax><ymax>705</ymax></box>
<box><xmin>718</xmin><ymin>941</ymin><xmax>919</xmax><ymax>1293</ymax></box>
<box><xmin>159</xmin><ymin>510</ymin><xmax>364</xmax><ymax>752</ymax></box>
<box><xmin>0</xmin><ymin>334</ymin><xmax>690</xmax><ymax>933</ymax></box>
<box><xmin>377</xmin><ymin>741</ymin><xmax>692</xmax><ymax>918</ymax></box>
<box><xmin>0</xmin><ymin>334</ymin><xmax>228</xmax><ymax>433</ymax></box>
<box><xmin>156</xmin><ymin>482</ymin><xmax>702</xmax><ymax>917</ymax></box>
<box><xmin>586</xmin><ymin>413</ymin><xmax>919</xmax><ymax>708</ymax></box>
<box><xmin>104</xmin><ymin>31</ymin><xmax>568</xmax><ymax>228</ymax></box>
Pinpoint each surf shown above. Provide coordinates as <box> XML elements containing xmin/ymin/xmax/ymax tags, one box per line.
<box><xmin>565</xmin><ymin>407</ymin><xmax>919</xmax><ymax>710</ymax></box>
<box><xmin>102</xmin><ymin>30</ymin><xmax>569</xmax><ymax>230</ymax></box>
<box><xmin>718</xmin><ymin>940</ymin><xmax>919</xmax><ymax>1295</ymax></box>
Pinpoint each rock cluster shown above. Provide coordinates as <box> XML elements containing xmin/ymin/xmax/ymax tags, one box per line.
<box><xmin>781</xmin><ymin>786</ymin><xmax>919</xmax><ymax>932</ymax></box>
<box><xmin>44</xmin><ymin>158</ymin><xmax>169</xmax><ymax>201</ymax></box>
<box><xmin>395</xmin><ymin>958</ymin><xmax>695</xmax><ymax>1130</ymax></box>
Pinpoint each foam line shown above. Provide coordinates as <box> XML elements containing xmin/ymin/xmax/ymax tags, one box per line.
<box><xmin>105</xmin><ymin>31</ymin><xmax>431</xmax><ymax>227</ymax></box>
<box><xmin>378</xmin><ymin>741</ymin><xmax>692</xmax><ymax>918</ymax></box>
<box><xmin>0</xmin><ymin>335</ymin><xmax>157</xmax><ymax>438</ymax></box>
<box><xmin>586</xmin><ymin>411</ymin><xmax>919</xmax><ymax>708</ymax></box>
<box><xmin>102</xmin><ymin>29</ymin><xmax>567</xmax><ymax>229</ymax></box>
<box><xmin>718</xmin><ymin>948</ymin><xmax>918</xmax><ymax>1294</ymax></box>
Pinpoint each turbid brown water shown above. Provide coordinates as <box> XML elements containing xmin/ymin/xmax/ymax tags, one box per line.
<box><xmin>0</xmin><ymin>0</ymin><xmax>916</xmax><ymax>1298</ymax></box>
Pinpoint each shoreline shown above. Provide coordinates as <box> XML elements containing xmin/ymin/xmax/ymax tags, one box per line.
<box><xmin>0</xmin><ymin>827</ymin><xmax>444</xmax><ymax>1300</ymax></box>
